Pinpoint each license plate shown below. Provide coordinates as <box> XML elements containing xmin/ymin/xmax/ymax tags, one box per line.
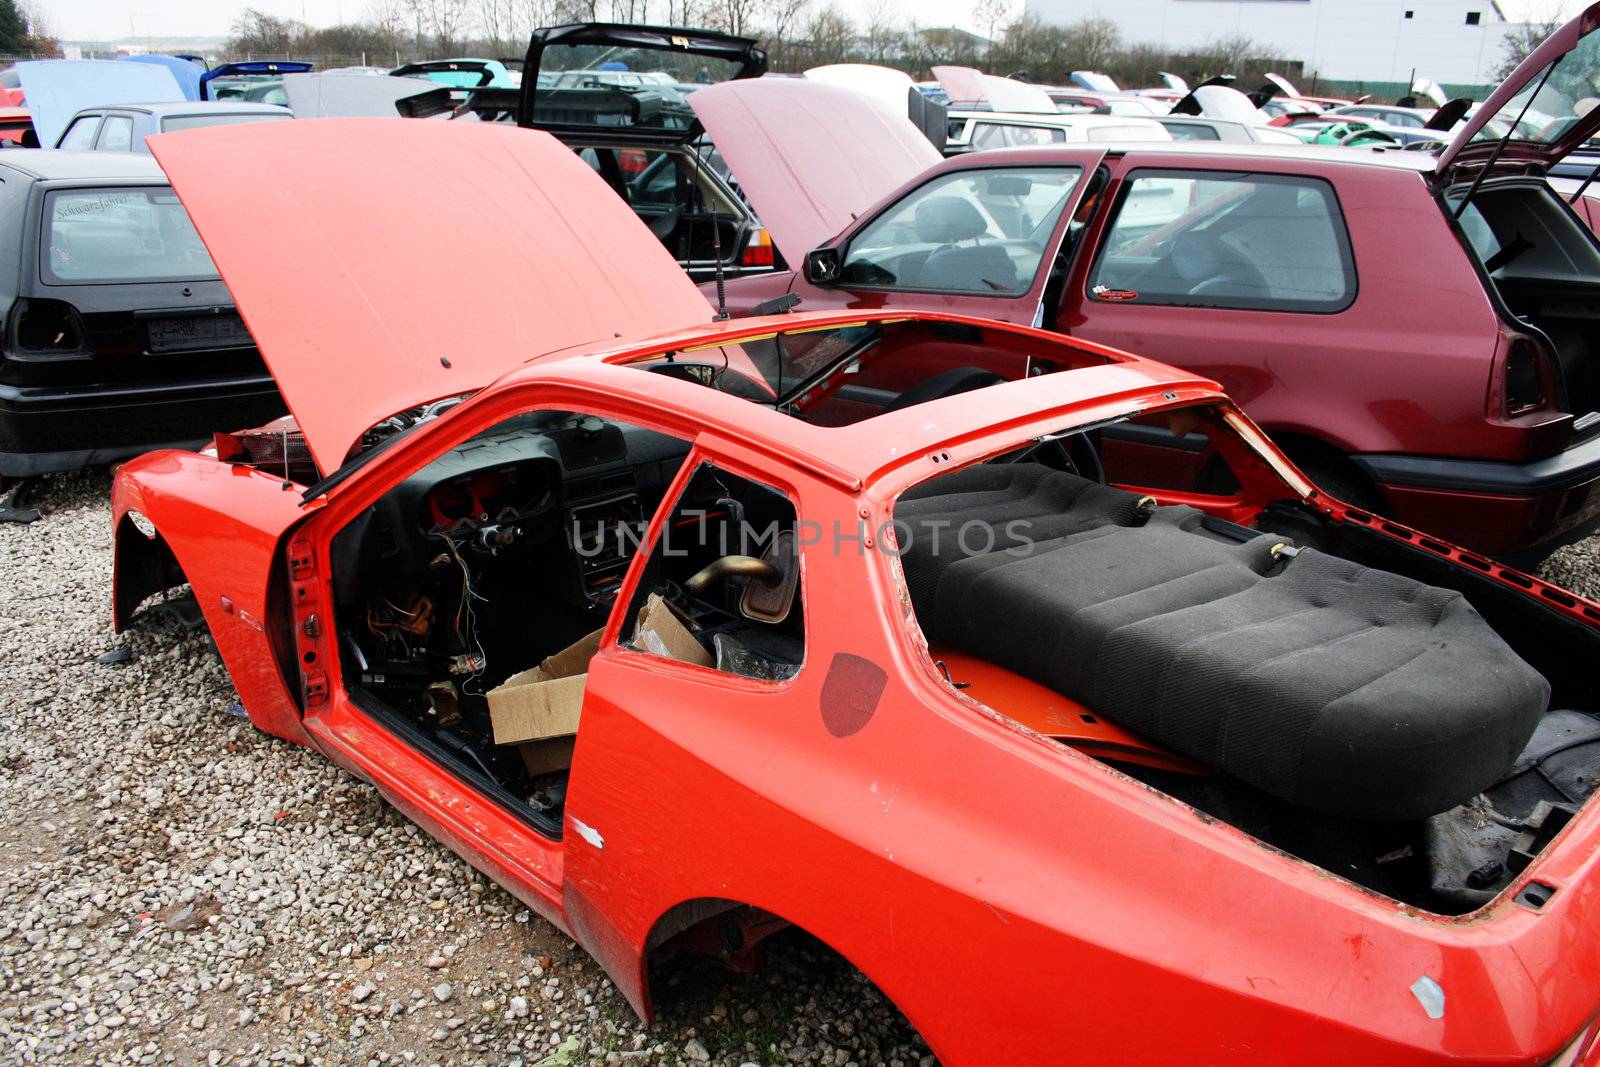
<box><xmin>147</xmin><ymin>314</ymin><xmax>251</xmax><ymax>353</ymax></box>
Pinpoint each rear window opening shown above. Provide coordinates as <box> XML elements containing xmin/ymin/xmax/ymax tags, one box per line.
<box><xmin>574</xmin><ymin>144</ymin><xmax>751</xmax><ymax>266</ymax></box>
<box><xmin>623</xmin><ymin>318</ymin><xmax>1116</xmax><ymax>425</ymax></box>
<box><xmin>1454</xmin><ymin>181</ymin><xmax>1600</xmax><ymax>418</ymax></box>
<box><xmin>891</xmin><ymin>401</ymin><xmax>1600</xmax><ymax>916</ymax></box>
<box><xmin>42</xmin><ymin>186</ymin><xmax>219</xmax><ymax>285</ymax></box>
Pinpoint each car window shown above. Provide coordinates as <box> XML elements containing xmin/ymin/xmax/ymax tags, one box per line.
<box><xmin>838</xmin><ymin>167</ymin><xmax>1083</xmax><ymax>295</ymax></box>
<box><xmin>1253</xmin><ymin>127</ymin><xmax>1305</xmax><ymax>145</ymax></box>
<box><xmin>1088</xmin><ymin>169</ymin><xmax>1356</xmax><ymax>313</ymax></box>
<box><xmin>621</xmin><ymin>460</ymin><xmax>804</xmax><ymax>681</ymax></box>
<box><xmin>1165</xmin><ymin>122</ymin><xmax>1221</xmax><ymax>141</ymax></box>
<box><xmin>971</xmin><ymin>122</ymin><xmax>1065</xmax><ymax>149</ymax></box>
<box><xmin>162</xmin><ymin>112</ymin><xmax>289</xmax><ymax>132</ymax></box>
<box><xmin>58</xmin><ymin>116</ymin><xmax>100</xmax><ymax>150</ymax></box>
<box><xmin>43</xmin><ymin>186</ymin><xmax>219</xmax><ymax>284</ymax></box>
<box><xmin>1086</xmin><ymin>123</ymin><xmax>1169</xmax><ymax>143</ymax></box>
<box><xmin>96</xmin><ymin>116</ymin><xmax>135</xmax><ymax>152</ymax></box>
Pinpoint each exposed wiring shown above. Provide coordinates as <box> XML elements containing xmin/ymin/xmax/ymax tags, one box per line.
<box><xmin>426</xmin><ymin>531</ymin><xmax>490</xmax><ymax>694</ymax></box>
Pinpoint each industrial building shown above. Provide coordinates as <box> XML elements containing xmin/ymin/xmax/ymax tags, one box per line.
<box><xmin>1022</xmin><ymin>0</ymin><xmax>1525</xmax><ymax>84</ymax></box>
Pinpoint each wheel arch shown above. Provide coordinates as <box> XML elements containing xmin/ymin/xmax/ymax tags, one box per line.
<box><xmin>112</xmin><ymin>510</ymin><xmax>187</xmax><ymax>632</ymax></box>
<box><xmin>631</xmin><ymin>895</ymin><xmax>939</xmax><ymax>1059</ymax></box>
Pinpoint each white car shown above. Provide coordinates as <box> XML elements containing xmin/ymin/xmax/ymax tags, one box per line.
<box><xmin>946</xmin><ymin>111</ymin><xmax>1171</xmax><ymax>154</ymax></box>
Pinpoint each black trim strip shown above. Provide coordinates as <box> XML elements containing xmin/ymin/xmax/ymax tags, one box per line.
<box><xmin>1101</xmin><ymin>421</ymin><xmax>1211</xmax><ymax>453</ymax></box>
<box><xmin>1352</xmin><ymin>432</ymin><xmax>1600</xmax><ymax>495</ymax></box>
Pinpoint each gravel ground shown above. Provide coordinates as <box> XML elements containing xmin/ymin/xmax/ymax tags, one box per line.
<box><xmin>0</xmin><ymin>472</ymin><xmax>931</xmax><ymax>1067</ymax></box>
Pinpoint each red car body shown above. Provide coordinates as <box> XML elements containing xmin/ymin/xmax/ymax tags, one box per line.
<box><xmin>109</xmin><ymin>119</ymin><xmax>1600</xmax><ymax>1065</ymax></box>
<box><xmin>701</xmin><ymin>7</ymin><xmax>1600</xmax><ymax>561</ymax></box>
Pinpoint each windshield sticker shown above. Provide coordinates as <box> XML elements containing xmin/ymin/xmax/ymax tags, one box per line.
<box><xmin>55</xmin><ymin>193</ymin><xmax>139</xmax><ymax>220</ymax></box>
<box><xmin>1093</xmin><ymin>285</ymin><xmax>1140</xmax><ymax>302</ymax></box>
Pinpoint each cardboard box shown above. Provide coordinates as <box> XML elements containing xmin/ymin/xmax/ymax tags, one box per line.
<box><xmin>632</xmin><ymin>593</ymin><xmax>714</xmax><ymax>670</ymax></box>
<box><xmin>487</xmin><ymin>594</ymin><xmax>713</xmax><ymax>757</ymax></box>
<box><xmin>518</xmin><ymin>736</ymin><xmax>577</xmax><ymax>777</ymax></box>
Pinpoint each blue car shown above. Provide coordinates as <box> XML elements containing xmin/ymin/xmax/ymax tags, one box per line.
<box><xmin>198</xmin><ymin>61</ymin><xmax>312</xmax><ymax>104</ymax></box>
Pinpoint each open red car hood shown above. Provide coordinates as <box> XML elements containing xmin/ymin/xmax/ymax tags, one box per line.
<box><xmin>688</xmin><ymin>78</ymin><xmax>941</xmax><ymax>266</ymax></box>
<box><xmin>1438</xmin><ymin>1</ymin><xmax>1600</xmax><ymax>182</ymax></box>
<box><xmin>149</xmin><ymin>119</ymin><xmax>711</xmax><ymax>475</ymax></box>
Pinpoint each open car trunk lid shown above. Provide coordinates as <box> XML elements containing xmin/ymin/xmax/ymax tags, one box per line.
<box><xmin>1437</xmin><ymin>1</ymin><xmax>1600</xmax><ymax>183</ymax></box>
<box><xmin>932</xmin><ymin>65</ymin><xmax>1056</xmax><ymax>114</ymax></box>
<box><xmin>148</xmin><ymin>119</ymin><xmax>711</xmax><ymax>476</ymax></box>
<box><xmin>516</xmin><ymin>23</ymin><xmax>764</xmax><ymax>145</ymax></box>
<box><xmin>17</xmin><ymin>59</ymin><xmax>185</xmax><ymax>146</ymax></box>
<box><xmin>688</xmin><ymin>78</ymin><xmax>942</xmax><ymax>266</ymax></box>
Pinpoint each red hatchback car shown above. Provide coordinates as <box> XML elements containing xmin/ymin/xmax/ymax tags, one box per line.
<box><xmin>109</xmin><ymin>118</ymin><xmax>1600</xmax><ymax>1066</ymax></box>
<box><xmin>702</xmin><ymin>6</ymin><xmax>1600</xmax><ymax>561</ymax></box>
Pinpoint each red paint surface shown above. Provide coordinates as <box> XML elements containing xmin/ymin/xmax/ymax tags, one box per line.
<box><xmin>112</xmin><ymin>307</ymin><xmax>1600</xmax><ymax>1064</ymax></box>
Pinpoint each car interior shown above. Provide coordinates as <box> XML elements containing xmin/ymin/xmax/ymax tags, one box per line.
<box><xmin>837</xmin><ymin>167</ymin><xmax>1084</xmax><ymax>294</ymax></box>
<box><xmin>331</xmin><ymin>410</ymin><xmax>803</xmax><ymax>835</ymax></box>
<box><xmin>325</xmin><ymin>319</ymin><xmax>1600</xmax><ymax>915</ymax></box>
<box><xmin>1090</xmin><ymin>172</ymin><xmax>1357</xmax><ymax>310</ymax></box>
<box><xmin>1456</xmin><ymin>180</ymin><xmax>1600</xmax><ymax>419</ymax></box>
<box><xmin>572</xmin><ymin>144</ymin><xmax>750</xmax><ymax>271</ymax></box>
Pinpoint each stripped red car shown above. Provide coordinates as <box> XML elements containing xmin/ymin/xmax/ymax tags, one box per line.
<box><xmin>112</xmin><ymin>120</ymin><xmax>1600</xmax><ymax>1064</ymax></box>
<box><xmin>703</xmin><ymin>5</ymin><xmax>1600</xmax><ymax>563</ymax></box>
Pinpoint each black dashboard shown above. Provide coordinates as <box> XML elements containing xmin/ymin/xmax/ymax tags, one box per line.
<box><xmin>338</xmin><ymin>411</ymin><xmax>692</xmax><ymax>612</ymax></box>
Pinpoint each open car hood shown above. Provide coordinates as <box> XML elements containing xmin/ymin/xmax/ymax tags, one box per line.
<box><xmin>932</xmin><ymin>65</ymin><xmax>1056</xmax><ymax>114</ymax></box>
<box><xmin>16</xmin><ymin>60</ymin><xmax>184</xmax><ymax>146</ymax></box>
<box><xmin>805</xmin><ymin>63</ymin><xmax>914</xmax><ymax>112</ymax></box>
<box><xmin>118</xmin><ymin>54</ymin><xmax>203</xmax><ymax>101</ymax></box>
<box><xmin>283</xmin><ymin>72</ymin><xmax>453</xmax><ymax>117</ymax></box>
<box><xmin>1438</xmin><ymin>2</ymin><xmax>1600</xmax><ymax>182</ymax></box>
<box><xmin>688</xmin><ymin>78</ymin><xmax>941</xmax><ymax>266</ymax></box>
<box><xmin>517</xmin><ymin>23</ymin><xmax>764</xmax><ymax>145</ymax></box>
<box><xmin>148</xmin><ymin>119</ymin><xmax>711</xmax><ymax>475</ymax></box>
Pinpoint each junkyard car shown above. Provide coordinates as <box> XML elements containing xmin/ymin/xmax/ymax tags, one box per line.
<box><xmin>54</xmin><ymin>101</ymin><xmax>290</xmax><ymax>152</ymax></box>
<box><xmin>112</xmin><ymin>116</ymin><xmax>1600</xmax><ymax>1067</ymax></box>
<box><xmin>0</xmin><ymin>151</ymin><xmax>280</xmax><ymax>479</ymax></box>
<box><xmin>945</xmin><ymin>110</ymin><xmax>1172</xmax><ymax>153</ymax></box>
<box><xmin>707</xmin><ymin>5</ymin><xmax>1600</xmax><ymax>560</ymax></box>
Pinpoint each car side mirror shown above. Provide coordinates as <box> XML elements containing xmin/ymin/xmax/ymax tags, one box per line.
<box><xmin>805</xmin><ymin>247</ymin><xmax>841</xmax><ymax>286</ymax></box>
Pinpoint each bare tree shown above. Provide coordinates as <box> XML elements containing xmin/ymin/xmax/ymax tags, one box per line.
<box><xmin>972</xmin><ymin>0</ymin><xmax>1013</xmax><ymax>50</ymax></box>
<box><xmin>228</xmin><ymin>8</ymin><xmax>308</xmax><ymax>54</ymax></box>
<box><xmin>419</xmin><ymin>0</ymin><xmax>476</xmax><ymax>52</ymax></box>
<box><xmin>859</xmin><ymin>0</ymin><xmax>904</xmax><ymax>63</ymax></box>
<box><xmin>1495</xmin><ymin>10</ymin><xmax>1565</xmax><ymax>80</ymax></box>
<box><xmin>759</xmin><ymin>0</ymin><xmax>810</xmax><ymax>69</ymax></box>
<box><xmin>706</xmin><ymin>0</ymin><xmax>760</xmax><ymax>37</ymax></box>
<box><xmin>803</xmin><ymin>5</ymin><xmax>856</xmax><ymax>67</ymax></box>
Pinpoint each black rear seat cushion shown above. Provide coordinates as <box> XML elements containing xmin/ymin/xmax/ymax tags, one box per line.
<box><xmin>899</xmin><ymin>464</ymin><xmax>1549</xmax><ymax>821</ymax></box>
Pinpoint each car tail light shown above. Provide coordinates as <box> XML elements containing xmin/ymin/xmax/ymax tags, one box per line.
<box><xmin>214</xmin><ymin>424</ymin><xmax>316</xmax><ymax>482</ymax></box>
<box><xmin>5</xmin><ymin>298</ymin><xmax>93</xmax><ymax>361</ymax></box>
<box><xmin>618</xmin><ymin>149</ymin><xmax>649</xmax><ymax>175</ymax></box>
<box><xmin>740</xmin><ymin>228</ymin><xmax>774</xmax><ymax>267</ymax></box>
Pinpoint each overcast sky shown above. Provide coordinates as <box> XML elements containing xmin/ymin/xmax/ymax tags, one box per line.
<box><xmin>42</xmin><ymin>0</ymin><xmax>1597</xmax><ymax>42</ymax></box>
